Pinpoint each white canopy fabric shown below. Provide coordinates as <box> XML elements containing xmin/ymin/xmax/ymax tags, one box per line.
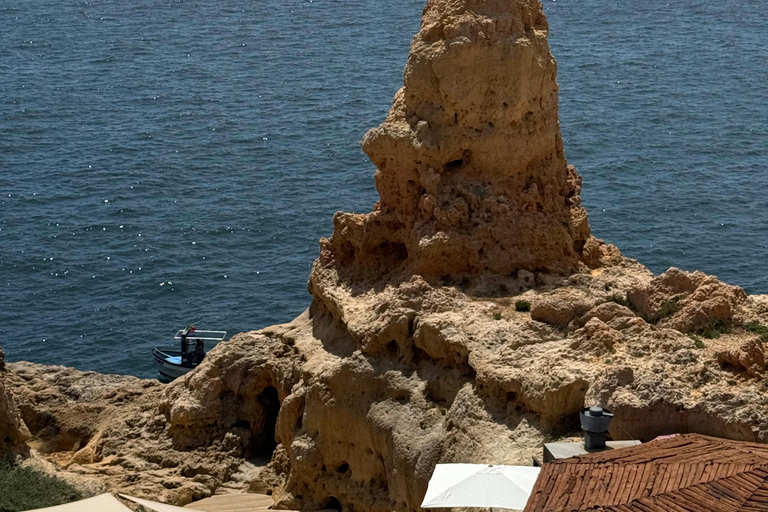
<box><xmin>118</xmin><ymin>494</ymin><xmax>190</xmax><ymax>512</ymax></box>
<box><xmin>24</xmin><ymin>493</ymin><xmax>132</xmax><ymax>512</ymax></box>
<box><xmin>421</xmin><ymin>464</ymin><xmax>541</xmax><ymax>511</ymax></box>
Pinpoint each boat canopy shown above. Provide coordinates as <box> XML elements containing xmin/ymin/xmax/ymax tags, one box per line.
<box><xmin>174</xmin><ymin>329</ymin><xmax>226</xmax><ymax>341</ymax></box>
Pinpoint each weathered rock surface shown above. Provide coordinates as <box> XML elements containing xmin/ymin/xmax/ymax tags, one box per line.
<box><xmin>4</xmin><ymin>1</ymin><xmax>768</xmax><ymax>512</ymax></box>
<box><xmin>3</xmin><ymin>361</ymin><xmax>261</xmax><ymax>503</ymax></box>
<box><xmin>0</xmin><ymin>344</ymin><xmax>30</xmax><ymax>458</ymax></box>
<box><xmin>627</xmin><ymin>267</ymin><xmax>747</xmax><ymax>332</ymax></box>
<box><xmin>316</xmin><ymin>0</ymin><xmax>593</xmax><ymax>281</ymax></box>
<box><xmin>7</xmin><ymin>262</ymin><xmax>768</xmax><ymax>510</ymax></box>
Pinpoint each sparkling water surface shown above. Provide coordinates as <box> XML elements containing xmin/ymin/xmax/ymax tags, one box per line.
<box><xmin>2</xmin><ymin>0</ymin><xmax>767</xmax><ymax>377</ymax></box>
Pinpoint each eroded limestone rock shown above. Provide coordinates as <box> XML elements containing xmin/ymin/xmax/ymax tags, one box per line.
<box><xmin>315</xmin><ymin>0</ymin><xmax>593</xmax><ymax>282</ymax></box>
<box><xmin>0</xmin><ymin>344</ymin><xmax>29</xmax><ymax>458</ymax></box>
<box><xmin>530</xmin><ymin>288</ymin><xmax>597</xmax><ymax>328</ymax></box>
<box><xmin>627</xmin><ymin>267</ymin><xmax>747</xmax><ymax>333</ymax></box>
<box><xmin>712</xmin><ymin>335</ymin><xmax>766</xmax><ymax>378</ymax></box>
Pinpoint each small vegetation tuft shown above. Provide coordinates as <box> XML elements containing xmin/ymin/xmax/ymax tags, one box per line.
<box><xmin>745</xmin><ymin>321</ymin><xmax>768</xmax><ymax>343</ymax></box>
<box><xmin>689</xmin><ymin>334</ymin><xmax>705</xmax><ymax>349</ymax></box>
<box><xmin>493</xmin><ymin>312</ymin><xmax>502</xmax><ymax>321</ymax></box>
<box><xmin>514</xmin><ymin>300</ymin><xmax>531</xmax><ymax>312</ymax></box>
<box><xmin>698</xmin><ymin>319</ymin><xmax>731</xmax><ymax>339</ymax></box>
<box><xmin>0</xmin><ymin>459</ymin><xmax>81</xmax><ymax>512</ymax></box>
<box><xmin>605</xmin><ymin>293</ymin><xmax>629</xmax><ymax>308</ymax></box>
<box><xmin>657</xmin><ymin>297</ymin><xmax>682</xmax><ymax>320</ymax></box>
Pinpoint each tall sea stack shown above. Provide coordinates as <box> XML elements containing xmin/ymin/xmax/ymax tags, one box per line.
<box><xmin>316</xmin><ymin>0</ymin><xmax>591</xmax><ymax>281</ymax></box>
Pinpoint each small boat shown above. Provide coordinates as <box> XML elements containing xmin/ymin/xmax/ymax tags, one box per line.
<box><xmin>153</xmin><ymin>326</ymin><xmax>226</xmax><ymax>381</ymax></box>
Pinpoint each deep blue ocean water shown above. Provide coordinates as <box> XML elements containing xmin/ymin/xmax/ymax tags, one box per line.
<box><xmin>1</xmin><ymin>0</ymin><xmax>767</xmax><ymax>378</ymax></box>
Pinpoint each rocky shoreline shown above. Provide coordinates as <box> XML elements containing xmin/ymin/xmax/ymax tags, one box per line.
<box><xmin>3</xmin><ymin>0</ymin><xmax>768</xmax><ymax>510</ymax></box>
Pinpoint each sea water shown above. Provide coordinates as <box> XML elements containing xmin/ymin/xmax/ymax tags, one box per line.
<box><xmin>1</xmin><ymin>0</ymin><xmax>767</xmax><ymax>377</ymax></box>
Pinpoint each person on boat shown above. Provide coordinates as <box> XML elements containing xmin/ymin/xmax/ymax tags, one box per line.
<box><xmin>180</xmin><ymin>325</ymin><xmax>195</xmax><ymax>365</ymax></box>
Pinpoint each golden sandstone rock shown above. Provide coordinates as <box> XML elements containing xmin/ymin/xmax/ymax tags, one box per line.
<box><xmin>317</xmin><ymin>0</ymin><xmax>592</xmax><ymax>281</ymax></box>
<box><xmin>0</xmin><ymin>345</ymin><xmax>29</xmax><ymax>458</ymax></box>
<box><xmin>3</xmin><ymin>0</ymin><xmax>768</xmax><ymax>510</ymax></box>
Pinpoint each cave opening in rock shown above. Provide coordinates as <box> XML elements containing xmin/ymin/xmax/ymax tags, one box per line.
<box><xmin>253</xmin><ymin>386</ymin><xmax>280</xmax><ymax>458</ymax></box>
<box><xmin>324</xmin><ymin>497</ymin><xmax>342</xmax><ymax>511</ymax></box>
<box><xmin>444</xmin><ymin>159</ymin><xmax>463</xmax><ymax>172</ymax></box>
<box><xmin>371</xmin><ymin>241</ymin><xmax>408</xmax><ymax>268</ymax></box>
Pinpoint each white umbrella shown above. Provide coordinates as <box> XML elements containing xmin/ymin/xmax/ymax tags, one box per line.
<box><xmin>421</xmin><ymin>464</ymin><xmax>541</xmax><ymax>511</ymax></box>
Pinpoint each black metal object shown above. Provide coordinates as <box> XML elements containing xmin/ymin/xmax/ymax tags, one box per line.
<box><xmin>178</xmin><ymin>326</ymin><xmax>207</xmax><ymax>367</ymax></box>
<box><xmin>580</xmin><ymin>406</ymin><xmax>614</xmax><ymax>450</ymax></box>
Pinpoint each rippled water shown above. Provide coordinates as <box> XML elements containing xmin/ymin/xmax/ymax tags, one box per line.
<box><xmin>1</xmin><ymin>0</ymin><xmax>766</xmax><ymax>377</ymax></box>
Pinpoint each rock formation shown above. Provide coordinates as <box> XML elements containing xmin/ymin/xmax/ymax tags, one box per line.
<box><xmin>316</xmin><ymin>0</ymin><xmax>593</xmax><ymax>281</ymax></box>
<box><xmin>3</xmin><ymin>0</ymin><xmax>768</xmax><ymax>511</ymax></box>
<box><xmin>0</xmin><ymin>344</ymin><xmax>29</xmax><ymax>458</ymax></box>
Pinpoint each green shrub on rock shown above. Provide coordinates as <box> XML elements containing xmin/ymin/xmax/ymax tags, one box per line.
<box><xmin>605</xmin><ymin>293</ymin><xmax>629</xmax><ymax>308</ymax></box>
<box><xmin>689</xmin><ymin>335</ymin><xmax>705</xmax><ymax>349</ymax></box>
<box><xmin>0</xmin><ymin>459</ymin><xmax>81</xmax><ymax>512</ymax></box>
<box><xmin>745</xmin><ymin>321</ymin><xmax>768</xmax><ymax>343</ymax></box>
<box><xmin>698</xmin><ymin>319</ymin><xmax>731</xmax><ymax>339</ymax></box>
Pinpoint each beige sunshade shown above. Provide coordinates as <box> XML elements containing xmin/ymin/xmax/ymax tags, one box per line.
<box><xmin>24</xmin><ymin>493</ymin><xmax>132</xmax><ymax>512</ymax></box>
<box><xmin>119</xmin><ymin>494</ymin><xmax>190</xmax><ymax>512</ymax></box>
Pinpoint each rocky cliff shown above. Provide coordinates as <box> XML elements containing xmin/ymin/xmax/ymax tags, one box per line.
<box><xmin>3</xmin><ymin>0</ymin><xmax>768</xmax><ymax>510</ymax></box>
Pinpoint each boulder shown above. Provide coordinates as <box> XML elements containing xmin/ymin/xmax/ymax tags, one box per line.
<box><xmin>627</xmin><ymin>267</ymin><xmax>747</xmax><ymax>333</ymax></box>
<box><xmin>530</xmin><ymin>288</ymin><xmax>596</xmax><ymax>328</ymax></box>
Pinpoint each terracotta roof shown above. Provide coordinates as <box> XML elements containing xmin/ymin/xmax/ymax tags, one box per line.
<box><xmin>525</xmin><ymin>434</ymin><xmax>768</xmax><ymax>512</ymax></box>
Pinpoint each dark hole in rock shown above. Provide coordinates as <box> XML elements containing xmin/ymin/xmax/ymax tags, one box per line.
<box><xmin>337</xmin><ymin>462</ymin><xmax>349</xmax><ymax>473</ymax></box>
<box><xmin>233</xmin><ymin>420</ymin><xmax>250</xmax><ymax>430</ymax></box>
<box><xmin>3</xmin><ymin>436</ymin><xmax>10</xmax><ymax>444</ymax></box>
<box><xmin>325</xmin><ymin>497</ymin><xmax>342</xmax><ymax>511</ymax></box>
<box><xmin>386</xmin><ymin>340</ymin><xmax>398</xmax><ymax>356</ymax></box>
<box><xmin>444</xmin><ymin>159</ymin><xmax>463</xmax><ymax>172</ymax></box>
<box><xmin>371</xmin><ymin>241</ymin><xmax>408</xmax><ymax>268</ymax></box>
<box><xmin>253</xmin><ymin>386</ymin><xmax>280</xmax><ymax>458</ymax></box>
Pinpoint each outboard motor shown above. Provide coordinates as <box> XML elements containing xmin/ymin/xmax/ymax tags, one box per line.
<box><xmin>194</xmin><ymin>338</ymin><xmax>205</xmax><ymax>364</ymax></box>
<box><xmin>580</xmin><ymin>406</ymin><xmax>614</xmax><ymax>450</ymax></box>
